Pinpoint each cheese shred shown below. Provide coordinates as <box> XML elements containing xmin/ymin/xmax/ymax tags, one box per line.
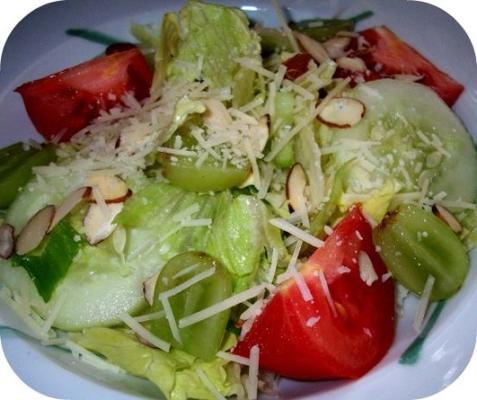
<box><xmin>413</xmin><ymin>275</ymin><xmax>435</xmax><ymax>332</ymax></box>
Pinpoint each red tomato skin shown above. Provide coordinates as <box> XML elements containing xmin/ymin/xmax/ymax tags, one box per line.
<box><xmin>283</xmin><ymin>53</ymin><xmax>314</xmax><ymax>81</ymax></box>
<box><xmin>234</xmin><ymin>206</ymin><xmax>395</xmax><ymax>380</ymax></box>
<box><xmin>15</xmin><ymin>48</ymin><xmax>153</xmax><ymax>142</ymax></box>
<box><xmin>348</xmin><ymin>27</ymin><xmax>463</xmax><ymax>105</ymax></box>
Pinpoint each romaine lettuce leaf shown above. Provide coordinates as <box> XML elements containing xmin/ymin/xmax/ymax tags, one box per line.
<box><xmin>207</xmin><ymin>195</ymin><xmax>266</xmax><ymax>291</ymax></box>
<box><xmin>71</xmin><ymin>328</ymin><xmax>243</xmax><ymax>400</ymax></box>
<box><xmin>167</xmin><ymin>0</ymin><xmax>261</xmax><ymax>89</ymax></box>
<box><xmin>152</xmin><ymin>12</ymin><xmax>180</xmax><ymax>93</ymax></box>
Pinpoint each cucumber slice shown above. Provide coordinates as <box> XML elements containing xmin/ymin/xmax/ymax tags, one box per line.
<box><xmin>321</xmin><ymin>79</ymin><xmax>477</xmax><ymax>203</ymax></box>
<box><xmin>2</xmin><ymin>180</ymin><xmax>219</xmax><ymax>330</ymax></box>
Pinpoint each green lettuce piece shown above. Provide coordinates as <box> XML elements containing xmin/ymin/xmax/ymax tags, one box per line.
<box><xmin>232</xmin><ymin>67</ymin><xmax>256</xmax><ymax>108</ymax></box>
<box><xmin>11</xmin><ymin>221</ymin><xmax>81</xmax><ymax>302</ymax></box>
<box><xmin>207</xmin><ymin>195</ymin><xmax>267</xmax><ymax>291</ymax></box>
<box><xmin>152</xmin><ymin>12</ymin><xmax>181</xmax><ymax>93</ymax></box>
<box><xmin>130</xmin><ymin>23</ymin><xmax>161</xmax><ymax>49</ymax></box>
<box><xmin>162</xmin><ymin>97</ymin><xmax>206</xmax><ymax>144</ymax></box>
<box><xmin>308</xmin><ymin>160</ymin><xmax>352</xmax><ymax>241</ymax></box>
<box><xmin>3</xmin><ymin>180</ymin><xmax>273</xmax><ymax>329</ymax></box>
<box><xmin>168</xmin><ymin>0</ymin><xmax>261</xmax><ymax>89</ymax></box>
<box><xmin>360</xmin><ymin>179</ymin><xmax>400</xmax><ymax>224</ymax></box>
<box><xmin>71</xmin><ymin>328</ymin><xmax>242</xmax><ymax>400</ymax></box>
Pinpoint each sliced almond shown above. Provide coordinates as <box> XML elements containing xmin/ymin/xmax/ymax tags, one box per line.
<box><xmin>318</xmin><ymin>97</ymin><xmax>366</xmax><ymax>128</ymax></box>
<box><xmin>323</xmin><ymin>37</ymin><xmax>351</xmax><ymax>59</ymax></box>
<box><xmin>85</xmin><ymin>174</ymin><xmax>131</xmax><ymax>204</ymax></box>
<box><xmin>0</xmin><ymin>224</ymin><xmax>15</xmax><ymax>259</ymax></box>
<box><xmin>393</xmin><ymin>74</ymin><xmax>424</xmax><ymax>83</ymax></box>
<box><xmin>16</xmin><ymin>206</ymin><xmax>55</xmax><ymax>256</ymax></box>
<box><xmin>83</xmin><ymin>202</ymin><xmax>124</xmax><ymax>245</ymax></box>
<box><xmin>433</xmin><ymin>204</ymin><xmax>462</xmax><ymax>233</ymax></box>
<box><xmin>203</xmin><ymin>99</ymin><xmax>232</xmax><ymax>128</ymax></box>
<box><xmin>255</xmin><ymin>115</ymin><xmax>270</xmax><ymax>152</ymax></box>
<box><xmin>336</xmin><ymin>56</ymin><xmax>367</xmax><ymax>73</ymax></box>
<box><xmin>48</xmin><ymin>187</ymin><xmax>91</xmax><ymax>233</ymax></box>
<box><xmin>286</xmin><ymin>163</ymin><xmax>308</xmax><ymax>213</ymax></box>
<box><xmin>143</xmin><ymin>273</ymin><xmax>160</xmax><ymax>306</ymax></box>
<box><xmin>294</xmin><ymin>31</ymin><xmax>329</xmax><ymax>64</ymax></box>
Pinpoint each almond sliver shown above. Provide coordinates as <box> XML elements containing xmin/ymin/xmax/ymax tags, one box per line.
<box><xmin>48</xmin><ymin>187</ymin><xmax>91</xmax><ymax>233</ymax></box>
<box><xmin>318</xmin><ymin>97</ymin><xmax>366</xmax><ymax>129</ymax></box>
<box><xmin>0</xmin><ymin>224</ymin><xmax>15</xmax><ymax>259</ymax></box>
<box><xmin>16</xmin><ymin>206</ymin><xmax>55</xmax><ymax>256</ymax></box>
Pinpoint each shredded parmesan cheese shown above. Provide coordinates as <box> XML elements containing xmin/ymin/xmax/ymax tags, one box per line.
<box><xmin>317</xmin><ymin>270</ymin><xmax>337</xmax><ymax>317</ymax></box>
<box><xmin>358</xmin><ymin>251</ymin><xmax>378</xmax><ymax>286</ymax></box>
<box><xmin>267</xmin><ymin>247</ymin><xmax>280</xmax><ymax>283</ymax></box>
<box><xmin>197</xmin><ymin>367</ymin><xmax>227</xmax><ymax>400</ymax></box>
<box><xmin>265</xmin><ymin>78</ymin><xmax>350</xmax><ymax>161</ymax></box>
<box><xmin>119</xmin><ymin>313</ymin><xmax>170</xmax><ymax>352</ymax></box>
<box><xmin>413</xmin><ymin>275</ymin><xmax>435</xmax><ymax>332</ymax></box>
<box><xmin>159</xmin><ymin>267</ymin><xmax>216</xmax><ymax>343</ymax></box>
<box><xmin>134</xmin><ymin>311</ymin><xmax>166</xmax><ymax>323</ymax></box>
<box><xmin>156</xmin><ymin>147</ymin><xmax>197</xmax><ymax>157</ymax></box>
<box><xmin>381</xmin><ymin>272</ymin><xmax>392</xmax><ymax>282</ymax></box>
<box><xmin>246</xmin><ymin>345</ymin><xmax>260</xmax><ymax>400</ymax></box>
<box><xmin>269</xmin><ymin>218</ymin><xmax>324</xmax><ymax>248</ymax></box>
<box><xmin>216</xmin><ymin>351</ymin><xmax>251</xmax><ymax>366</ymax></box>
<box><xmin>305</xmin><ymin>316</ymin><xmax>321</xmax><ymax>327</ymax></box>
<box><xmin>179</xmin><ymin>285</ymin><xmax>266</xmax><ymax>328</ymax></box>
<box><xmin>40</xmin><ymin>294</ymin><xmax>65</xmax><ymax>336</ymax></box>
<box><xmin>237</xmin><ymin>58</ymin><xmax>276</xmax><ymax>79</ymax></box>
<box><xmin>172</xmin><ymin>263</ymin><xmax>201</xmax><ymax>279</ymax></box>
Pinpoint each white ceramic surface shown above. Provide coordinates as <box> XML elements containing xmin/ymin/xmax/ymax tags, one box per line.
<box><xmin>0</xmin><ymin>1</ymin><xmax>477</xmax><ymax>399</ymax></box>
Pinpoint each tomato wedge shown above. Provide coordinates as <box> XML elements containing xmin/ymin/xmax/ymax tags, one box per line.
<box><xmin>340</xmin><ymin>26</ymin><xmax>464</xmax><ymax>106</ymax></box>
<box><xmin>16</xmin><ymin>48</ymin><xmax>153</xmax><ymax>142</ymax></box>
<box><xmin>234</xmin><ymin>206</ymin><xmax>395</xmax><ymax>380</ymax></box>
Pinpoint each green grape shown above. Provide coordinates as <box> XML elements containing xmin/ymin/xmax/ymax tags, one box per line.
<box><xmin>159</xmin><ymin>131</ymin><xmax>251</xmax><ymax>192</ymax></box>
<box><xmin>373</xmin><ymin>204</ymin><xmax>469</xmax><ymax>300</ymax></box>
<box><xmin>150</xmin><ymin>251</ymin><xmax>233</xmax><ymax>361</ymax></box>
<box><xmin>161</xmin><ymin>153</ymin><xmax>251</xmax><ymax>192</ymax></box>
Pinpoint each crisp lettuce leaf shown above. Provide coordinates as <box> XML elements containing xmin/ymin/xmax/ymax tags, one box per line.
<box><xmin>152</xmin><ymin>12</ymin><xmax>181</xmax><ymax>93</ymax></box>
<box><xmin>3</xmin><ymin>179</ymin><xmax>273</xmax><ymax>329</ymax></box>
<box><xmin>167</xmin><ymin>0</ymin><xmax>261</xmax><ymax>88</ymax></box>
<box><xmin>161</xmin><ymin>97</ymin><xmax>206</xmax><ymax>145</ymax></box>
<box><xmin>71</xmin><ymin>328</ymin><xmax>243</xmax><ymax>400</ymax></box>
<box><xmin>207</xmin><ymin>195</ymin><xmax>267</xmax><ymax>291</ymax></box>
<box><xmin>360</xmin><ymin>180</ymin><xmax>400</xmax><ymax>224</ymax></box>
<box><xmin>130</xmin><ymin>23</ymin><xmax>161</xmax><ymax>49</ymax></box>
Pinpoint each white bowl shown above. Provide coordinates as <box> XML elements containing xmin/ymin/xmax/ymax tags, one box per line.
<box><xmin>1</xmin><ymin>1</ymin><xmax>476</xmax><ymax>399</ymax></box>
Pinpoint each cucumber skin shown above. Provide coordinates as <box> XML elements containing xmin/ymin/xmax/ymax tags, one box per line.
<box><xmin>0</xmin><ymin>142</ymin><xmax>29</xmax><ymax>164</ymax></box>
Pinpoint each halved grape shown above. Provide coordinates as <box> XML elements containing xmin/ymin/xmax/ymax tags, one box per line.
<box><xmin>373</xmin><ymin>204</ymin><xmax>469</xmax><ymax>300</ymax></box>
<box><xmin>150</xmin><ymin>251</ymin><xmax>232</xmax><ymax>361</ymax></box>
<box><xmin>161</xmin><ymin>153</ymin><xmax>251</xmax><ymax>192</ymax></box>
<box><xmin>159</xmin><ymin>131</ymin><xmax>251</xmax><ymax>192</ymax></box>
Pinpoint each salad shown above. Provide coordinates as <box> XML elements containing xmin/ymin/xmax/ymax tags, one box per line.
<box><xmin>1</xmin><ymin>0</ymin><xmax>476</xmax><ymax>399</ymax></box>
